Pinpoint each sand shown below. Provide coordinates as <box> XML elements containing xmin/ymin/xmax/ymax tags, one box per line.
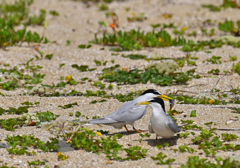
<box><xmin>1</xmin><ymin>0</ymin><xmax>240</xmax><ymax>167</ymax></box>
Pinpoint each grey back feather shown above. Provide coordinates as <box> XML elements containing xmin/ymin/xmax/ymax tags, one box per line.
<box><xmin>166</xmin><ymin>117</ymin><xmax>181</xmax><ymax>133</ymax></box>
<box><xmin>90</xmin><ymin>95</ymin><xmax>149</xmax><ymax>124</ymax></box>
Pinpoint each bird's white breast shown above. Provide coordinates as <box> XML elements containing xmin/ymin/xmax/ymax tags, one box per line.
<box><xmin>150</xmin><ymin>114</ymin><xmax>175</xmax><ymax>139</ymax></box>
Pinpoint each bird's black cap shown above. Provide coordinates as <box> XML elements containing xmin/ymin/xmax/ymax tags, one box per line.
<box><xmin>141</xmin><ymin>89</ymin><xmax>160</xmax><ymax>96</ymax></box>
<box><xmin>149</xmin><ymin>97</ymin><xmax>166</xmax><ymax>112</ymax></box>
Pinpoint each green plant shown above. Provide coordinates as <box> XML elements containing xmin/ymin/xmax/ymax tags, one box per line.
<box><xmin>151</xmin><ymin>152</ymin><xmax>175</xmax><ymax>165</ymax></box>
<box><xmin>190</xmin><ymin>110</ymin><xmax>197</xmax><ymax>117</ymax></box>
<box><xmin>122</xmin><ymin>54</ymin><xmax>147</xmax><ymax>60</ymax></box>
<box><xmin>22</xmin><ymin>113</ymin><xmax>40</xmax><ymax>125</ymax></box>
<box><xmin>107</xmin><ymin>83</ymin><xmax>113</xmax><ymax>90</ymax></box>
<box><xmin>37</xmin><ymin>111</ymin><xmax>59</xmax><ymax>123</ymax></box>
<box><xmin>58</xmin><ymin>102</ymin><xmax>78</xmax><ymax>109</ymax></box>
<box><xmin>179</xmin><ymin>145</ymin><xmax>194</xmax><ymax>153</ymax></box>
<box><xmin>99</xmin><ymin>65</ymin><xmax>195</xmax><ymax>86</ymax></box>
<box><xmin>89</xmin><ymin>99</ymin><xmax>107</xmax><ymax>104</ymax></box>
<box><xmin>176</xmin><ymin>93</ymin><xmax>223</xmax><ymax>105</ymax></box>
<box><xmin>0</xmin><ymin>67</ymin><xmax>45</xmax><ymax>90</ymax></box>
<box><xmin>231</xmin><ymin>107</ymin><xmax>240</xmax><ymax>113</ymax></box>
<box><xmin>229</xmin><ymin>55</ymin><xmax>237</xmax><ymax>61</ymax></box>
<box><xmin>232</xmin><ymin>61</ymin><xmax>240</xmax><ymax>75</ymax></box>
<box><xmin>0</xmin><ymin>162</ymin><xmax>15</xmax><ymax>168</ymax></box>
<box><xmin>64</xmin><ymin>75</ymin><xmax>77</xmax><ymax>85</ymax></box>
<box><xmin>72</xmin><ymin>64</ymin><xmax>96</xmax><ymax>71</ymax></box>
<box><xmin>49</xmin><ymin>10</ymin><xmax>59</xmax><ymax>16</ymax></box>
<box><xmin>57</xmin><ymin>152</ymin><xmax>68</xmax><ymax>160</ymax></box>
<box><xmin>201</xmin><ymin>28</ymin><xmax>215</xmax><ymax>36</ymax></box>
<box><xmin>5</xmin><ymin>135</ymin><xmax>58</xmax><ymax>155</ymax></box>
<box><xmin>26</xmin><ymin>84</ymin><xmax>54</xmax><ymax>96</ymax></box>
<box><xmin>199</xmin><ymin>136</ymin><xmax>222</xmax><ymax>157</ymax></box>
<box><xmin>175</xmin><ymin>59</ymin><xmax>185</xmax><ymax>67</ymax></box>
<box><xmin>94</xmin><ymin>60</ymin><xmax>107</xmax><ymax>66</ymax></box>
<box><xmin>42</xmin><ymin>119</ymin><xmax>76</xmax><ymax>138</ymax></box>
<box><xmin>97</xmin><ymin>130</ymin><xmax>109</xmax><ymax>135</ymax></box>
<box><xmin>24</xmin><ymin>58</ymin><xmax>43</xmax><ymax>72</ymax></box>
<box><xmin>91</xmin><ymin>29</ymin><xmax>189</xmax><ymax>51</ymax></box>
<box><xmin>127</xmin><ymin>13</ymin><xmax>146</xmax><ymax>22</ymax></box>
<box><xmin>21</xmin><ymin>101</ymin><xmax>38</xmax><ymax>107</ymax></box>
<box><xmin>206</xmin><ymin>56</ymin><xmax>222</xmax><ymax>64</ymax></box>
<box><xmin>181</xmin><ymin>156</ymin><xmax>240</xmax><ymax>168</ymax></box>
<box><xmin>218</xmin><ymin>20</ymin><xmax>239</xmax><ymax>34</ymax></box>
<box><xmin>68</xmin><ymin>128</ymin><xmax>123</xmax><ymax>155</ymax></box>
<box><xmin>78</xmin><ymin>44</ymin><xmax>92</xmax><ymax>49</ymax></box>
<box><xmin>179</xmin><ymin>132</ymin><xmax>190</xmax><ymax>138</ymax></box>
<box><xmin>84</xmin><ymin>90</ymin><xmax>108</xmax><ymax>97</ymax></box>
<box><xmin>202</xmin><ymin>4</ymin><xmax>221</xmax><ymax>11</ymax></box>
<box><xmin>173</xmin><ymin>27</ymin><xmax>187</xmax><ymax>35</ymax></box>
<box><xmin>186</xmin><ymin>58</ymin><xmax>196</xmax><ymax>66</ymax></box>
<box><xmin>0</xmin><ymin>0</ymin><xmax>49</xmax><ymax>47</ymax></box>
<box><xmin>202</xmin><ymin>0</ymin><xmax>240</xmax><ymax>11</ymax></box>
<box><xmin>92</xmin><ymin>81</ymin><xmax>106</xmax><ymax>89</ymax></box>
<box><xmin>98</xmin><ymin>3</ymin><xmax>108</xmax><ymax>11</ymax></box>
<box><xmin>145</xmin><ymin>61</ymin><xmax>178</xmax><ymax>76</ymax></box>
<box><xmin>221</xmin><ymin>143</ymin><xmax>240</xmax><ymax>151</ymax></box>
<box><xmin>74</xmin><ymin>111</ymin><xmax>90</xmax><ymax>119</ymax></box>
<box><xmin>180</xmin><ymin>120</ymin><xmax>202</xmax><ymax>130</ymax></box>
<box><xmin>191</xmin><ymin>128</ymin><xmax>214</xmax><ymax>144</ymax></box>
<box><xmin>113</xmin><ymin>89</ymin><xmax>146</xmax><ymax>102</ymax></box>
<box><xmin>124</xmin><ymin>146</ymin><xmax>147</xmax><ymax>160</ymax></box>
<box><xmin>45</xmin><ymin>54</ymin><xmax>53</xmax><ymax>60</ymax></box>
<box><xmin>139</xmin><ymin>133</ymin><xmax>151</xmax><ymax>143</ymax></box>
<box><xmin>208</xmin><ymin>69</ymin><xmax>220</xmax><ymax>75</ymax></box>
<box><xmin>28</xmin><ymin>160</ymin><xmax>45</xmax><ymax>167</ymax></box>
<box><xmin>0</xmin><ymin>117</ymin><xmax>25</xmax><ymax>131</ymax></box>
<box><xmin>0</xmin><ymin>105</ymin><xmax>30</xmax><ymax>115</ymax></box>
<box><xmin>59</xmin><ymin>63</ymin><xmax>65</xmax><ymax>68</ymax></box>
<box><xmin>66</xmin><ymin>40</ymin><xmax>71</xmax><ymax>45</ymax></box>
<box><xmin>221</xmin><ymin>133</ymin><xmax>238</xmax><ymax>141</ymax></box>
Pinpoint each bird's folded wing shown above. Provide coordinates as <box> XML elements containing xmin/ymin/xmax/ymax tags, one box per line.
<box><xmin>106</xmin><ymin>101</ymin><xmax>132</xmax><ymax>118</ymax></box>
<box><xmin>166</xmin><ymin>117</ymin><xmax>181</xmax><ymax>133</ymax></box>
<box><xmin>109</xmin><ymin>103</ymin><xmax>147</xmax><ymax>122</ymax></box>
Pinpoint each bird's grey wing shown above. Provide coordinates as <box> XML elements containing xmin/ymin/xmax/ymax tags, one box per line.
<box><xmin>166</xmin><ymin>117</ymin><xmax>181</xmax><ymax>133</ymax></box>
<box><xmin>106</xmin><ymin>101</ymin><xmax>133</xmax><ymax>118</ymax></box>
<box><xmin>148</xmin><ymin>122</ymin><xmax>154</xmax><ymax>133</ymax></box>
<box><xmin>89</xmin><ymin>117</ymin><xmax>124</xmax><ymax>125</ymax></box>
<box><xmin>108</xmin><ymin>103</ymin><xmax>148</xmax><ymax>123</ymax></box>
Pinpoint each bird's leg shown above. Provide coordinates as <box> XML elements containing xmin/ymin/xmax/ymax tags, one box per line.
<box><xmin>124</xmin><ymin>125</ymin><xmax>131</xmax><ymax>134</ymax></box>
<box><xmin>170</xmin><ymin>138</ymin><xmax>173</xmax><ymax>146</ymax></box>
<box><xmin>155</xmin><ymin>136</ymin><xmax>158</xmax><ymax>145</ymax></box>
<box><xmin>133</xmin><ymin>127</ymin><xmax>142</xmax><ymax>133</ymax></box>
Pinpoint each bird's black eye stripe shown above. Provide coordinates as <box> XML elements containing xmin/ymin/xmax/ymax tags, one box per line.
<box><xmin>141</xmin><ymin>89</ymin><xmax>160</xmax><ymax>95</ymax></box>
<box><xmin>149</xmin><ymin>98</ymin><xmax>166</xmax><ymax>112</ymax></box>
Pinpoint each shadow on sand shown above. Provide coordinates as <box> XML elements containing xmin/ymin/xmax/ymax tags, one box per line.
<box><xmin>142</xmin><ymin>136</ymin><xmax>180</xmax><ymax>147</ymax></box>
<box><xmin>107</xmin><ymin>129</ymin><xmax>149</xmax><ymax>136</ymax></box>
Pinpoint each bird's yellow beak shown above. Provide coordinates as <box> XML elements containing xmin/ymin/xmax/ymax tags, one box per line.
<box><xmin>158</xmin><ymin>95</ymin><xmax>175</xmax><ymax>110</ymax></box>
<box><xmin>137</xmin><ymin>101</ymin><xmax>150</xmax><ymax>105</ymax></box>
<box><xmin>157</xmin><ymin>94</ymin><xmax>172</xmax><ymax>101</ymax></box>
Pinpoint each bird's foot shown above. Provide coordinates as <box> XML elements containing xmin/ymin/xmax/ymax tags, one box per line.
<box><xmin>133</xmin><ymin>127</ymin><xmax>142</xmax><ymax>133</ymax></box>
<box><xmin>124</xmin><ymin>125</ymin><xmax>131</xmax><ymax>134</ymax></box>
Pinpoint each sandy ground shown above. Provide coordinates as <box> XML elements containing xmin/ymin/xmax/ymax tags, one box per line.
<box><xmin>1</xmin><ymin>0</ymin><xmax>240</xmax><ymax>167</ymax></box>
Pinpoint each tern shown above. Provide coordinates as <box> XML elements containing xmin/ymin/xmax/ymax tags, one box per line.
<box><xmin>137</xmin><ymin>97</ymin><xmax>180</xmax><ymax>144</ymax></box>
<box><xmin>89</xmin><ymin>89</ymin><xmax>173</xmax><ymax>134</ymax></box>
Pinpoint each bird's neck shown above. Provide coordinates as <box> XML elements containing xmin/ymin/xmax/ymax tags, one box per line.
<box><xmin>150</xmin><ymin>104</ymin><xmax>166</xmax><ymax>117</ymax></box>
